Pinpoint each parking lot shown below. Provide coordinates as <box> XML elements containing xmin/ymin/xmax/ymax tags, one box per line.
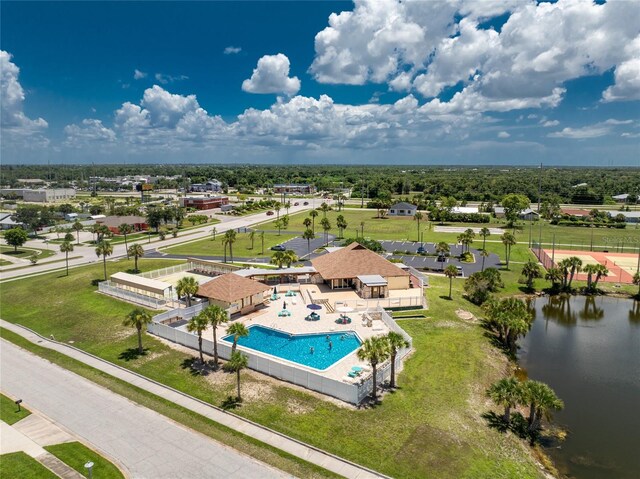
<box><xmin>277</xmin><ymin>234</ymin><xmax>336</xmax><ymax>259</ymax></box>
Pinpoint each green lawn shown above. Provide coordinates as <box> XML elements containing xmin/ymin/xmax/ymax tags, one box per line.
<box><xmin>0</xmin><ymin>258</ymin><xmax>546</xmax><ymax>478</ymax></box>
<box><xmin>44</xmin><ymin>442</ymin><xmax>124</xmax><ymax>479</ymax></box>
<box><xmin>162</xmin><ymin>231</ymin><xmax>296</xmax><ymax>258</ymax></box>
<box><xmin>0</xmin><ymin>393</ymin><xmax>31</xmax><ymax>425</ymax></box>
<box><xmin>0</xmin><ymin>245</ymin><xmax>56</xmax><ymax>260</ymax></box>
<box><xmin>0</xmin><ymin>259</ymin><xmax>11</xmax><ymax>266</ymax></box>
<box><xmin>0</xmin><ymin>452</ymin><xmax>58</xmax><ymax>479</ymax></box>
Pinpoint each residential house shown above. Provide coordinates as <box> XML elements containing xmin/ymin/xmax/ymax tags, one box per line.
<box><xmin>388</xmin><ymin>202</ymin><xmax>417</xmax><ymax>216</ymax></box>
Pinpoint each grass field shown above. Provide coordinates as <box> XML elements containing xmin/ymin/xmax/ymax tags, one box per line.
<box><xmin>0</xmin><ymin>452</ymin><xmax>58</xmax><ymax>479</ymax></box>
<box><xmin>44</xmin><ymin>442</ymin><xmax>124</xmax><ymax>479</ymax></box>
<box><xmin>163</xmin><ymin>231</ymin><xmax>296</xmax><ymax>258</ymax></box>
<box><xmin>0</xmin><ymin>245</ymin><xmax>56</xmax><ymax>260</ymax></box>
<box><xmin>0</xmin><ymin>258</ymin><xmax>545</xmax><ymax>478</ymax></box>
<box><xmin>1</xmin><ymin>393</ymin><xmax>31</xmax><ymax>425</ymax></box>
<box><xmin>258</xmin><ymin>209</ymin><xmax>638</xmax><ymax>251</ymax></box>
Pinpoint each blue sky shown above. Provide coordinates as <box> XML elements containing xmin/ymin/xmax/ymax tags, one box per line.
<box><xmin>2</xmin><ymin>0</ymin><xmax>639</xmax><ymax>166</ymax></box>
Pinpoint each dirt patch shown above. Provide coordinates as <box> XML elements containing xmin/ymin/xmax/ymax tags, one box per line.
<box><xmin>241</xmin><ymin>380</ymin><xmax>276</xmax><ymax>403</ymax></box>
<box><xmin>203</xmin><ymin>369</ymin><xmax>234</xmax><ymax>388</ymax></box>
<box><xmin>455</xmin><ymin>309</ymin><xmax>478</xmax><ymax>323</ymax></box>
<box><xmin>286</xmin><ymin>398</ymin><xmax>313</xmax><ymax>415</ymax></box>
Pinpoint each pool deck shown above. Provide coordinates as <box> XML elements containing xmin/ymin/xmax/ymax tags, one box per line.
<box><xmin>175</xmin><ymin>289</ymin><xmax>390</xmax><ymax>384</ymax></box>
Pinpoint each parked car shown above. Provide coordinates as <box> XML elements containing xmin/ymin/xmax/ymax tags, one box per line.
<box><xmin>271</xmin><ymin>244</ymin><xmax>286</xmax><ymax>251</ymax></box>
<box><xmin>456</xmin><ymin>266</ymin><xmax>464</xmax><ymax>276</ymax></box>
<box><xmin>417</xmin><ymin>246</ymin><xmax>426</xmax><ymax>254</ymax></box>
<box><xmin>266</xmin><ymin>210</ymin><xmax>275</xmax><ymax>216</ymax></box>
<box><xmin>303</xmin><ymin>201</ymin><xmax>309</xmax><ymax>205</ymax></box>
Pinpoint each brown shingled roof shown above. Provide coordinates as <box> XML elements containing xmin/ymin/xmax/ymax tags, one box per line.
<box><xmin>196</xmin><ymin>273</ymin><xmax>271</xmax><ymax>303</ymax></box>
<box><xmin>311</xmin><ymin>242</ymin><xmax>409</xmax><ymax>280</ymax></box>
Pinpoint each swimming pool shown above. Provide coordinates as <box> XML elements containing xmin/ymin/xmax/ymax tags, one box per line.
<box><xmin>222</xmin><ymin>325</ymin><xmax>361</xmax><ymax>370</ymax></box>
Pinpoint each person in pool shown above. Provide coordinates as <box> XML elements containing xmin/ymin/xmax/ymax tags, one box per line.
<box><xmin>328</xmin><ymin>341</ymin><xmax>333</xmax><ymax>350</ymax></box>
<box><xmin>310</xmin><ymin>346</ymin><xmax>314</xmax><ymax>354</ymax></box>
<box><xmin>326</xmin><ymin>335</ymin><xmax>330</xmax><ymax>341</ymax></box>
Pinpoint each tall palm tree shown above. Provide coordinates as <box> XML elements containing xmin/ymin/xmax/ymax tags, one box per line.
<box><xmin>566</xmin><ymin>256</ymin><xmax>583</xmax><ymax>289</ymax></box>
<box><xmin>501</xmin><ymin>232</ymin><xmax>517</xmax><ymax>269</ymax></box>
<box><xmin>224</xmin><ymin>229</ymin><xmax>237</xmax><ymax>263</ymax></box>
<box><xmin>464</xmin><ymin>228</ymin><xmax>475</xmax><ymax>252</ymax></box>
<box><xmin>320</xmin><ymin>202</ymin><xmax>330</xmax><ymax>218</ymax></box>
<box><xmin>187</xmin><ymin>313</ymin><xmax>209</xmax><ymax>364</ymax></box>
<box><xmin>248</xmin><ymin>230</ymin><xmax>255</xmax><ymax>250</ymax></box>
<box><xmin>176</xmin><ymin>276</ymin><xmax>199</xmax><ymax>307</ymax></box>
<box><xmin>487</xmin><ymin>377</ymin><xmax>522</xmax><ymax>423</ymax></box>
<box><xmin>521</xmin><ymin>260</ymin><xmax>542</xmax><ymax>290</ymax></box>
<box><xmin>320</xmin><ymin>217</ymin><xmax>331</xmax><ymax>245</ymax></box>
<box><xmin>227</xmin><ymin>351</ymin><xmax>248</xmax><ymax>402</ymax></box>
<box><xmin>435</xmin><ymin>241</ymin><xmax>450</xmax><ymax>256</ymax></box>
<box><xmin>444</xmin><ymin>264</ymin><xmax>458</xmax><ymax>299</ymax></box>
<box><xmin>413</xmin><ymin>212</ymin><xmax>423</xmax><ymax>242</ymax></box>
<box><xmin>356</xmin><ymin>336</ymin><xmax>389</xmax><ymax>402</ymax></box>
<box><xmin>309</xmin><ymin>210</ymin><xmax>319</xmax><ymax>233</ymax></box>
<box><xmin>284</xmin><ymin>200</ymin><xmax>291</xmax><ymax>215</ymax></box>
<box><xmin>521</xmin><ymin>380</ymin><xmax>564</xmax><ymax>445</ymax></box>
<box><xmin>123</xmin><ymin>308</ymin><xmax>153</xmax><ymax>354</ymax></box>
<box><xmin>592</xmin><ymin>264</ymin><xmax>609</xmax><ymax>290</ymax></box>
<box><xmin>336</xmin><ymin>215</ymin><xmax>347</xmax><ymax>239</ymax></box>
<box><xmin>72</xmin><ymin>220</ymin><xmax>83</xmax><ymax>245</ymax></box>
<box><xmin>480</xmin><ymin>227</ymin><xmax>490</xmax><ymax>251</ymax></box>
<box><xmin>545</xmin><ymin>266</ymin><xmax>563</xmax><ymax>290</ymax></box>
<box><xmin>128</xmin><ymin>243</ymin><xmax>144</xmax><ymax>272</ymax></box>
<box><xmin>260</xmin><ymin>231</ymin><xmax>265</xmax><ymax>254</ymax></box>
<box><xmin>283</xmin><ymin>250</ymin><xmax>298</xmax><ymax>267</ymax></box>
<box><xmin>274</xmin><ymin>203</ymin><xmax>281</xmax><ymax>220</ymax></box>
<box><xmin>222</xmin><ymin>237</ymin><xmax>229</xmax><ymax>263</ymax></box>
<box><xmin>303</xmin><ymin>217</ymin><xmax>312</xmax><ymax>231</ymax></box>
<box><xmin>582</xmin><ymin>263</ymin><xmax>599</xmax><ymax>291</ymax></box>
<box><xmin>201</xmin><ymin>305</ymin><xmax>228</xmax><ymax>367</ymax></box>
<box><xmin>302</xmin><ymin>228</ymin><xmax>315</xmax><ymax>258</ymax></box>
<box><xmin>385</xmin><ymin>332</ymin><xmax>409</xmax><ymax>389</ymax></box>
<box><xmin>226</xmin><ymin>322</ymin><xmax>249</xmax><ymax>353</ymax></box>
<box><xmin>480</xmin><ymin>249</ymin><xmax>489</xmax><ymax>272</ymax></box>
<box><xmin>95</xmin><ymin>240</ymin><xmax>113</xmax><ymax>281</ymax></box>
<box><xmin>118</xmin><ymin>223</ymin><xmax>134</xmax><ymax>258</ymax></box>
<box><xmin>211</xmin><ymin>227</ymin><xmax>217</xmax><ymax>240</ymax></box>
<box><xmin>60</xmin><ymin>241</ymin><xmax>74</xmax><ymax>276</ymax></box>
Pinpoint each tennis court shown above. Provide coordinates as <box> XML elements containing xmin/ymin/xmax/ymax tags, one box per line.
<box><xmin>542</xmin><ymin>249</ymin><xmax>638</xmax><ymax>284</ymax></box>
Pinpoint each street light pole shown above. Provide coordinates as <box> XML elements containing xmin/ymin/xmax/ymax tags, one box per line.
<box><xmin>84</xmin><ymin>461</ymin><xmax>94</xmax><ymax>479</ymax></box>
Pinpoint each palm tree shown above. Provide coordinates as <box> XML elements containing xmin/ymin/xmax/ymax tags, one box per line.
<box><xmin>176</xmin><ymin>276</ymin><xmax>199</xmax><ymax>307</ymax></box>
<box><xmin>60</xmin><ymin>241</ymin><xmax>74</xmax><ymax>276</ymax></box>
<box><xmin>320</xmin><ymin>202</ymin><xmax>330</xmax><ymax>218</ymax></box>
<box><xmin>545</xmin><ymin>266</ymin><xmax>563</xmax><ymax>290</ymax></box>
<box><xmin>385</xmin><ymin>332</ymin><xmax>409</xmax><ymax>389</ymax></box>
<box><xmin>187</xmin><ymin>313</ymin><xmax>209</xmax><ymax>364</ymax></box>
<box><xmin>283</xmin><ymin>250</ymin><xmax>298</xmax><ymax>267</ymax></box>
<box><xmin>566</xmin><ymin>256</ymin><xmax>583</xmax><ymax>289</ymax></box>
<box><xmin>118</xmin><ymin>223</ymin><xmax>134</xmax><ymax>258</ymax></box>
<box><xmin>360</xmin><ymin>221</ymin><xmax>365</xmax><ymax>238</ymax></box>
<box><xmin>464</xmin><ymin>228</ymin><xmax>475</xmax><ymax>252</ymax></box>
<box><xmin>480</xmin><ymin>227</ymin><xmax>490</xmax><ymax>250</ymax></box>
<box><xmin>226</xmin><ymin>322</ymin><xmax>249</xmax><ymax>353</ymax></box>
<box><xmin>222</xmin><ymin>237</ymin><xmax>228</xmax><ymax>263</ymax></box>
<box><xmin>284</xmin><ymin>200</ymin><xmax>291</xmax><ymax>215</ymax></box>
<box><xmin>634</xmin><ymin>271</ymin><xmax>640</xmax><ymax>296</ymax></box>
<box><xmin>72</xmin><ymin>220</ymin><xmax>83</xmax><ymax>245</ymax></box>
<box><xmin>274</xmin><ymin>203</ymin><xmax>281</xmax><ymax>220</ymax></box>
<box><xmin>309</xmin><ymin>209</ymin><xmax>319</xmax><ymax>233</ymax></box>
<box><xmin>320</xmin><ymin>217</ymin><xmax>331</xmax><ymax>245</ymax></box>
<box><xmin>303</xmin><ymin>217</ymin><xmax>312</xmax><ymax>231</ymax></box>
<box><xmin>444</xmin><ymin>264</ymin><xmax>458</xmax><ymax>298</ymax></box>
<box><xmin>480</xmin><ymin>249</ymin><xmax>490</xmax><ymax>272</ymax></box>
<box><xmin>302</xmin><ymin>228</ymin><xmax>315</xmax><ymax>258</ymax></box>
<box><xmin>501</xmin><ymin>232</ymin><xmax>517</xmax><ymax>269</ymax></box>
<box><xmin>274</xmin><ymin>219</ymin><xmax>284</xmax><ymax>236</ymax></box>
<box><xmin>582</xmin><ymin>263</ymin><xmax>599</xmax><ymax>291</ymax></box>
<box><xmin>123</xmin><ymin>308</ymin><xmax>153</xmax><ymax>354</ymax></box>
<box><xmin>224</xmin><ymin>229</ymin><xmax>237</xmax><ymax>263</ymax></box>
<box><xmin>248</xmin><ymin>230</ymin><xmax>255</xmax><ymax>250</ymax></box>
<box><xmin>435</xmin><ymin>241</ymin><xmax>450</xmax><ymax>256</ymax></box>
<box><xmin>201</xmin><ymin>305</ymin><xmax>228</xmax><ymax>367</ymax></box>
<box><xmin>211</xmin><ymin>227</ymin><xmax>217</xmax><ymax>240</ymax></box>
<box><xmin>522</xmin><ymin>260</ymin><xmax>542</xmax><ymax>290</ymax></box>
<box><xmin>95</xmin><ymin>240</ymin><xmax>113</xmax><ymax>281</ymax></box>
<box><xmin>413</xmin><ymin>212</ymin><xmax>423</xmax><ymax>242</ymax></box>
<box><xmin>592</xmin><ymin>264</ymin><xmax>608</xmax><ymax>290</ymax></box>
<box><xmin>356</xmin><ymin>336</ymin><xmax>389</xmax><ymax>402</ymax></box>
<box><xmin>336</xmin><ymin>215</ymin><xmax>347</xmax><ymax>238</ymax></box>
<box><xmin>227</xmin><ymin>351</ymin><xmax>248</xmax><ymax>402</ymax></box>
<box><xmin>260</xmin><ymin>231</ymin><xmax>265</xmax><ymax>254</ymax></box>
<box><xmin>128</xmin><ymin>243</ymin><xmax>144</xmax><ymax>272</ymax></box>
<box><xmin>271</xmin><ymin>250</ymin><xmax>286</xmax><ymax>268</ymax></box>
<box><xmin>521</xmin><ymin>380</ymin><xmax>564</xmax><ymax>445</ymax></box>
<box><xmin>487</xmin><ymin>377</ymin><xmax>522</xmax><ymax>423</ymax></box>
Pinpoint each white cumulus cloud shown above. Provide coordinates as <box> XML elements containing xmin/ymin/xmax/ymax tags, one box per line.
<box><xmin>133</xmin><ymin>69</ymin><xmax>147</xmax><ymax>80</ymax></box>
<box><xmin>497</xmin><ymin>131</ymin><xmax>510</xmax><ymax>139</ymax></box>
<box><xmin>224</xmin><ymin>46</ymin><xmax>242</xmax><ymax>55</ymax></box>
<box><xmin>64</xmin><ymin>119</ymin><xmax>116</xmax><ymax>147</ymax></box>
<box><xmin>242</xmin><ymin>53</ymin><xmax>301</xmax><ymax>96</ymax></box>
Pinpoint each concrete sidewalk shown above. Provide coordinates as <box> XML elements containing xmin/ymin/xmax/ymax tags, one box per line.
<box><xmin>0</xmin><ymin>319</ymin><xmax>386</xmax><ymax>479</ymax></box>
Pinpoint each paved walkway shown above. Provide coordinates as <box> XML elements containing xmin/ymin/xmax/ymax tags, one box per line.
<box><xmin>1</xmin><ymin>338</ymin><xmax>289</xmax><ymax>479</ymax></box>
<box><xmin>0</xmin><ymin>320</ymin><xmax>386</xmax><ymax>479</ymax></box>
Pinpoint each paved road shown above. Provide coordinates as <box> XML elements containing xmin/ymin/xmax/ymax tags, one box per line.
<box><xmin>0</xmin><ymin>340</ymin><xmax>288</xmax><ymax>479</ymax></box>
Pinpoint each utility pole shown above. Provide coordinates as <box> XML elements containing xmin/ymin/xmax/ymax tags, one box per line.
<box><xmin>537</xmin><ymin>162</ymin><xmax>543</xmax><ymax>257</ymax></box>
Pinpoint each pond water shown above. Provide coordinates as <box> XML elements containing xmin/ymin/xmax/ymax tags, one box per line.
<box><xmin>519</xmin><ymin>295</ymin><xmax>640</xmax><ymax>479</ymax></box>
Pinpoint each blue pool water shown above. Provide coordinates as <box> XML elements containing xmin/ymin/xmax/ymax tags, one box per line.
<box><xmin>222</xmin><ymin>325</ymin><xmax>361</xmax><ymax>370</ymax></box>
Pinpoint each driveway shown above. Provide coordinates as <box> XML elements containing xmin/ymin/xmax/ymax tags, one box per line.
<box><xmin>0</xmin><ymin>340</ymin><xmax>288</xmax><ymax>479</ymax></box>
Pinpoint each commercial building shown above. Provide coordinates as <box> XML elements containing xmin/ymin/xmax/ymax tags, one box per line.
<box><xmin>190</xmin><ymin>180</ymin><xmax>222</xmax><ymax>193</ymax></box>
<box><xmin>273</xmin><ymin>184</ymin><xmax>316</xmax><ymax>195</ymax></box>
<box><xmin>96</xmin><ymin>215</ymin><xmax>148</xmax><ymax>234</ymax></box>
<box><xmin>388</xmin><ymin>202</ymin><xmax>417</xmax><ymax>216</ymax></box>
<box><xmin>180</xmin><ymin>195</ymin><xmax>229</xmax><ymax>210</ymax></box>
<box><xmin>0</xmin><ymin>188</ymin><xmax>76</xmax><ymax>203</ymax></box>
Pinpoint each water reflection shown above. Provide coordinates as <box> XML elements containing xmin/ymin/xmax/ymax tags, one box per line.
<box><xmin>630</xmin><ymin>299</ymin><xmax>640</xmax><ymax>324</ymax></box>
<box><xmin>540</xmin><ymin>294</ymin><xmax>577</xmax><ymax>324</ymax></box>
<box><xmin>579</xmin><ymin>296</ymin><xmax>604</xmax><ymax>321</ymax></box>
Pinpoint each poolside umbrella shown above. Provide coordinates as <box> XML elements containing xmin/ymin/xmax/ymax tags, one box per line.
<box><xmin>337</xmin><ymin>306</ymin><xmax>354</xmax><ymax>313</ymax></box>
<box><xmin>307</xmin><ymin>304</ymin><xmax>322</xmax><ymax>310</ymax></box>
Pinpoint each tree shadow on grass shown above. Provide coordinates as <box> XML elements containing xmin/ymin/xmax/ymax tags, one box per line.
<box><xmin>482</xmin><ymin>411</ymin><xmax>530</xmax><ymax>439</ymax></box>
<box><xmin>220</xmin><ymin>396</ymin><xmax>240</xmax><ymax>410</ymax></box>
<box><xmin>439</xmin><ymin>295</ymin><xmax>453</xmax><ymax>301</ymax></box>
<box><xmin>125</xmin><ymin>268</ymin><xmax>140</xmax><ymax>274</ymax></box>
<box><xmin>180</xmin><ymin>357</ymin><xmax>209</xmax><ymax>376</ymax></box>
<box><xmin>118</xmin><ymin>348</ymin><xmax>148</xmax><ymax>361</ymax></box>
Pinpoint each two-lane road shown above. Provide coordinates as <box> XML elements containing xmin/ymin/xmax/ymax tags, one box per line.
<box><xmin>0</xmin><ymin>340</ymin><xmax>289</xmax><ymax>479</ymax></box>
